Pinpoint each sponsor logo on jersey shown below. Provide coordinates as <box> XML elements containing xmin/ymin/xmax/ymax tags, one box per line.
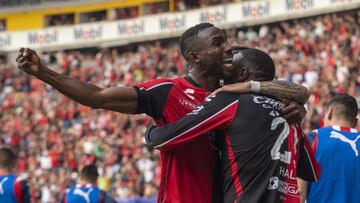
<box><xmin>268</xmin><ymin>176</ymin><xmax>299</xmax><ymax>196</ymax></box>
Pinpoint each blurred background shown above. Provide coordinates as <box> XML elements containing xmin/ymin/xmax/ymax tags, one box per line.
<box><xmin>0</xmin><ymin>0</ymin><xmax>359</xmax><ymax>202</ymax></box>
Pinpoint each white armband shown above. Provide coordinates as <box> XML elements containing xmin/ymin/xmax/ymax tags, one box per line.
<box><xmin>250</xmin><ymin>80</ymin><xmax>261</xmax><ymax>93</ymax></box>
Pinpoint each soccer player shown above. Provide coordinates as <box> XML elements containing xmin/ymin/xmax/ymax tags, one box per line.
<box><xmin>0</xmin><ymin>147</ymin><xmax>31</xmax><ymax>203</ymax></box>
<box><xmin>304</xmin><ymin>94</ymin><xmax>359</xmax><ymax>203</ymax></box>
<box><xmin>17</xmin><ymin>23</ymin><xmax>309</xmax><ymax>203</ymax></box>
<box><xmin>62</xmin><ymin>164</ymin><xmax>115</xmax><ymax>203</ymax></box>
<box><xmin>145</xmin><ymin>48</ymin><xmax>321</xmax><ymax>203</ymax></box>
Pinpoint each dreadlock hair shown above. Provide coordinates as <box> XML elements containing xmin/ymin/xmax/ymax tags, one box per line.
<box><xmin>327</xmin><ymin>94</ymin><xmax>358</xmax><ymax>124</ymax></box>
<box><xmin>179</xmin><ymin>23</ymin><xmax>214</xmax><ymax>60</ymax></box>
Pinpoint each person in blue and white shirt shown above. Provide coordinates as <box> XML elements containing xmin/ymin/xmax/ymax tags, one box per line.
<box><xmin>63</xmin><ymin>164</ymin><xmax>115</xmax><ymax>203</ymax></box>
<box><xmin>0</xmin><ymin>147</ymin><xmax>31</xmax><ymax>203</ymax></box>
<box><xmin>303</xmin><ymin>94</ymin><xmax>359</xmax><ymax>203</ymax></box>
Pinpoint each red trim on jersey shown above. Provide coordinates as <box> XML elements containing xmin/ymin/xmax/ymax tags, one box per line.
<box><xmin>136</xmin><ymin>78</ymin><xmax>176</xmax><ymax>90</ymax></box>
<box><xmin>13</xmin><ymin>180</ymin><xmax>23</xmax><ymax>203</ymax></box>
<box><xmin>302</xmin><ymin>131</ymin><xmax>321</xmax><ymax>181</ymax></box>
<box><xmin>311</xmin><ymin>131</ymin><xmax>319</xmax><ymax>154</ymax></box>
<box><xmin>225</xmin><ymin>133</ymin><xmax>243</xmax><ymax>197</ymax></box>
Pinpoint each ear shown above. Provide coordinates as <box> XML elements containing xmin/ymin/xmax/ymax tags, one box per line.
<box><xmin>326</xmin><ymin>107</ymin><xmax>333</xmax><ymax>121</ymax></box>
<box><xmin>238</xmin><ymin>68</ymin><xmax>249</xmax><ymax>82</ymax></box>
<box><xmin>351</xmin><ymin>118</ymin><xmax>358</xmax><ymax>128</ymax></box>
<box><xmin>188</xmin><ymin>51</ymin><xmax>200</xmax><ymax>63</ymax></box>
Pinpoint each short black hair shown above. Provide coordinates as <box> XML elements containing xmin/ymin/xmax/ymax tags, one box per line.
<box><xmin>232</xmin><ymin>46</ymin><xmax>249</xmax><ymax>53</ymax></box>
<box><xmin>80</xmin><ymin>164</ymin><xmax>99</xmax><ymax>183</ymax></box>
<box><xmin>0</xmin><ymin>147</ymin><xmax>16</xmax><ymax>170</ymax></box>
<box><xmin>328</xmin><ymin>94</ymin><xmax>358</xmax><ymax>124</ymax></box>
<box><xmin>233</xmin><ymin>48</ymin><xmax>275</xmax><ymax>81</ymax></box>
<box><xmin>179</xmin><ymin>23</ymin><xmax>214</xmax><ymax>60</ymax></box>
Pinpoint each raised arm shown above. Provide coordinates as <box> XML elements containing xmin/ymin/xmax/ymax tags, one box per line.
<box><xmin>210</xmin><ymin>80</ymin><xmax>309</xmax><ymax>105</ymax></box>
<box><xmin>16</xmin><ymin>48</ymin><xmax>138</xmax><ymax>114</ymax></box>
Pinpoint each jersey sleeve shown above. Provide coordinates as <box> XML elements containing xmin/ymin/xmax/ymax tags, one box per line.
<box><xmin>306</xmin><ymin>130</ymin><xmax>319</xmax><ymax>154</ymax></box>
<box><xmin>134</xmin><ymin>79</ymin><xmax>174</xmax><ymax>119</ymax></box>
<box><xmin>144</xmin><ymin>93</ymin><xmax>239</xmax><ymax>151</ymax></box>
<box><xmin>14</xmin><ymin>179</ymin><xmax>31</xmax><ymax>203</ymax></box>
<box><xmin>296</xmin><ymin>126</ymin><xmax>321</xmax><ymax>182</ymax></box>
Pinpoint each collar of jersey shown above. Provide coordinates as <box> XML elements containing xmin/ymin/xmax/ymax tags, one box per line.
<box><xmin>330</xmin><ymin>125</ymin><xmax>358</xmax><ymax>133</ymax></box>
<box><xmin>185</xmin><ymin>75</ymin><xmax>201</xmax><ymax>88</ymax></box>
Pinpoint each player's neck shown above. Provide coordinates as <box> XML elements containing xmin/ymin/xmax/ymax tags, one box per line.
<box><xmin>0</xmin><ymin>169</ymin><xmax>11</xmax><ymax>175</ymax></box>
<box><xmin>188</xmin><ymin>71</ymin><xmax>220</xmax><ymax>91</ymax></box>
<box><xmin>329</xmin><ymin>119</ymin><xmax>354</xmax><ymax>129</ymax></box>
<box><xmin>79</xmin><ymin>180</ymin><xmax>96</xmax><ymax>186</ymax></box>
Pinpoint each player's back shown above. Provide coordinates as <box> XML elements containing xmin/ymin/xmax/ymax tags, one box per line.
<box><xmin>307</xmin><ymin>126</ymin><xmax>360</xmax><ymax>203</ymax></box>
<box><xmin>64</xmin><ymin>184</ymin><xmax>101</xmax><ymax>203</ymax></box>
<box><xmin>222</xmin><ymin>93</ymin><xmax>317</xmax><ymax>203</ymax></box>
<box><xmin>0</xmin><ymin>174</ymin><xmax>18</xmax><ymax>203</ymax></box>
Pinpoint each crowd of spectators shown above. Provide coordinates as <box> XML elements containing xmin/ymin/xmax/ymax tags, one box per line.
<box><xmin>0</xmin><ymin>9</ymin><xmax>359</xmax><ymax>202</ymax></box>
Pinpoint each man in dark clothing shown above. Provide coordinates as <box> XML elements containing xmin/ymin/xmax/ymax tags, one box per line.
<box><xmin>145</xmin><ymin>48</ymin><xmax>321</xmax><ymax>203</ymax></box>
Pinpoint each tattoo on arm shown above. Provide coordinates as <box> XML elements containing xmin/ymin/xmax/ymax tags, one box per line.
<box><xmin>259</xmin><ymin>81</ymin><xmax>310</xmax><ymax>104</ymax></box>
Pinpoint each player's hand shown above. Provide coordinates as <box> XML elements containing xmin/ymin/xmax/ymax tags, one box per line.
<box><xmin>208</xmin><ymin>81</ymin><xmax>251</xmax><ymax>97</ymax></box>
<box><xmin>16</xmin><ymin>47</ymin><xmax>42</xmax><ymax>76</ymax></box>
<box><xmin>281</xmin><ymin>100</ymin><xmax>306</xmax><ymax>124</ymax></box>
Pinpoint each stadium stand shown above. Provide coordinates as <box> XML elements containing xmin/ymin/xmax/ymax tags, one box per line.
<box><xmin>0</xmin><ymin>0</ymin><xmax>359</xmax><ymax>202</ymax></box>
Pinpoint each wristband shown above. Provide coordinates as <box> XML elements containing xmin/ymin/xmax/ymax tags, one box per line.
<box><xmin>250</xmin><ymin>80</ymin><xmax>261</xmax><ymax>93</ymax></box>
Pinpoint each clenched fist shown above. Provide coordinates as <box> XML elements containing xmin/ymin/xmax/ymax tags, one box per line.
<box><xmin>16</xmin><ymin>47</ymin><xmax>42</xmax><ymax>76</ymax></box>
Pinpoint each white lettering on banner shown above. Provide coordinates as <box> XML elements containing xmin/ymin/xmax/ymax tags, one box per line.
<box><xmin>285</xmin><ymin>0</ymin><xmax>314</xmax><ymax>11</ymax></box>
<box><xmin>28</xmin><ymin>31</ymin><xmax>57</xmax><ymax>45</ymax></box>
<box><xmin>242</xmin><ymin>2</ymin><xmax>270</xmax><ymax>18</ymax></box>
<box><xmin>330</xmin><ymin>0</ymin><xmax>355</xmax><ymax>3</ymax></box>
<box><xmin>159</xmin><ymin>16</ymin><xmax>186</xmax><ymax>31</ymax></box>
<box><xmin>1</xmin><ymin>0</ymin><xmax>360</xmax><ymax>52</ymax></box>
<box><xmin>0</xmin><ymin>35</ymin><xmax>10</xmax><ymax>47</ymax></box>
<box><xmin>200</xmin><ymin>8</ymin><xmax>227</xmax><ymax>23</ymax></box>
<box><xmin>74</xmin><ymin>27</ymin><xmax>102</xmax><ymax>40</ymax></box>
<box><xmin>117</xmin><ymin>21</ymin><xmax>145</xmax><ymax>36</ymax></box>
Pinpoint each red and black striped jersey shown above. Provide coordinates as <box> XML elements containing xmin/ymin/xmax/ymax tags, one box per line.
<box><xmin>134</xmin><ymin>76</ymin><xmax>222</xmax><ymax>203</ymax></box>
<box><xmin>145</xmin><ymin>92</ymin><xmax>321</xmax><ymax>203</ymax></box>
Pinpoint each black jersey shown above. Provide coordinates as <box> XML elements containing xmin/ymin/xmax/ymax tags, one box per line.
<box><xmin>145</xmin><ymin>92</ymin><xmax>320</xmax><ymax>203</ymax></box>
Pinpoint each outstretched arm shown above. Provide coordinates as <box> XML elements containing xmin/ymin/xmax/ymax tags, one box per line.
<box><xmin>145</xmin><ymin>93</ymin><xmax>238</xmax><ymax>150</ymax></box>
<box><xmin>211</xmin><ymin>80</ymin><xmax>309</xmax><ymax>105</ymax></box>
<box><xmin>16</xmin><ymin>48</ymin><xmax>138</xmax><ymax>114</ymax></box>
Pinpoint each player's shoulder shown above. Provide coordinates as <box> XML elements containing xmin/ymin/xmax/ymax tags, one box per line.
<box><xmin>136</xmin><ymin>77</ymin><xmax>178</xmax><ymax>89</ymax></box>
<box><xmin>15</xmin><ymin>174</ymin><xmax>28</xmax><ymax>183</ymax></box>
